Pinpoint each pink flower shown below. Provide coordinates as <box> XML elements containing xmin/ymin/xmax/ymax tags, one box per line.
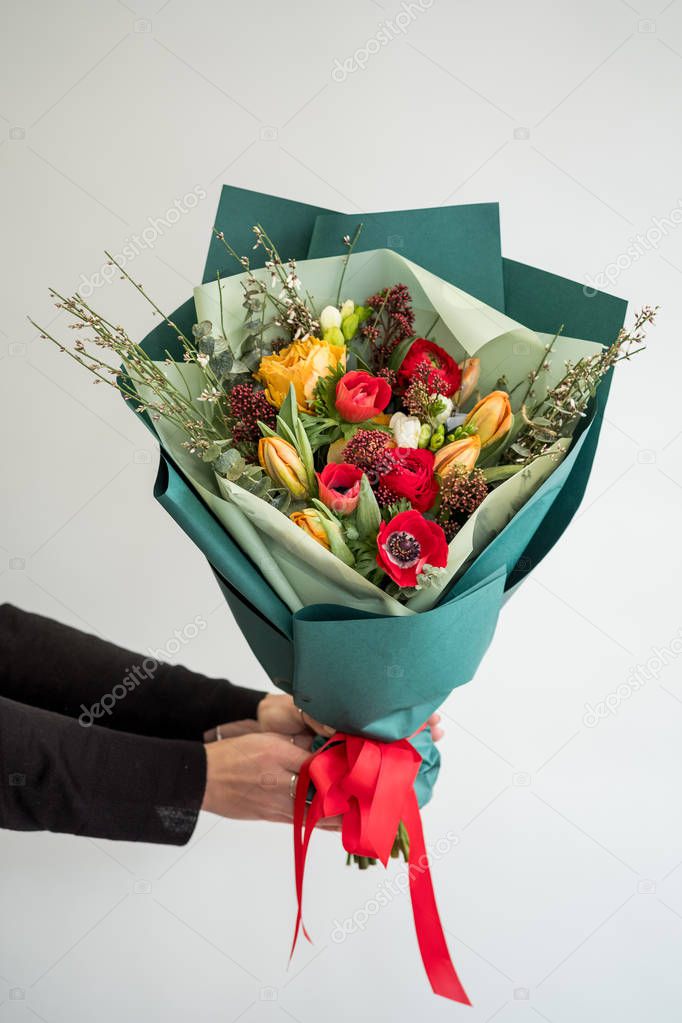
<box><xmin>316</xmin><ymin>462</ymin><xmax>364</xmax><ymax>515</ymax></box>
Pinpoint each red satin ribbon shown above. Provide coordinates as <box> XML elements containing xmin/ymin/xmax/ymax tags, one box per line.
<box><xmin>291</xmin><ymin>732</ymin><xmax>471</xmax><ymax>1006</ymax></box>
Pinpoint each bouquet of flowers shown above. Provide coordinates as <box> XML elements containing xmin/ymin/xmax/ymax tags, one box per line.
<box><xmin>34</xmin><ymin>189</ymin><xmax>652</xmax><ymax>1006</ymax></box>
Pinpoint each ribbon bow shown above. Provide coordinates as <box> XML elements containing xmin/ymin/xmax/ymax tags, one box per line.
<box><xmin>291</xmin><ymin>732</ymin><xmax>471</xmax><ymax>1006</ymax></box>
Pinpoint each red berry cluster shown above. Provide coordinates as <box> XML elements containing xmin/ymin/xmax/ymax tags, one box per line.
<box><xmin>437</xmin><ymin>467</ymin><xmax>489</xmax><ymax>541</ymax></box>
<box><xmin>343</xmin><ymin>429</ymin><xmax>395</xmax><ymax>484</ymax></box>
<box><xmin>361</xmin><ymin>284</ymin><xmax>416</xmax><ymax>369</ymax></box>
<box><xmin>227</xmin><ymin>383</ymin><xmax>277</xmax><ymax>457</ymax></box>
<box><xmin>403</xmin><ymin>361</ymin><xmax>444</xmax><ymax>418</ymax></box>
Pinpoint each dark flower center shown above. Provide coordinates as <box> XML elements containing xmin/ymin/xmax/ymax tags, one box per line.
<box><xmin>384</xmin><ymin>530</ymin><xmax>421</xmax><ymax>568</ymax></box>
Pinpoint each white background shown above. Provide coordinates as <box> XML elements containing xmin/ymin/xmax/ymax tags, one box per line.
<box><xmin>2</xmin><ymin>1</ymin><xmax>682</xmax><ymax>1020</ymax></box>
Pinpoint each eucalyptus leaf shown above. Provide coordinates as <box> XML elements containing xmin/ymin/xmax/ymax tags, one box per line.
<box><xmin>209</xmin><ymin>351</ymin><xmax>233</xmax><ymax>378</ymax></box>
<box><xmin>198</xmin><ymin>337</ymin><xmax>216</xmax><ymax>358</ymax></box>
<box><xmin>192</xmin><ymin>321</ymin><xmax>212</xmax><ymax>340</ymax></box>
<box><xmin>214</xmin><ymin>448</ymin><xmax>247</xmax><ymax>479</ymax></box>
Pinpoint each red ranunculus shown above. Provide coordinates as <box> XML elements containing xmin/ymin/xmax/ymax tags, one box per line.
<box><xmin>335</xmin><ymin>370</ymin><xmax>392</xmax><ymax>423</ymax></box>
<box><xmin>316</xmin><ymin>462</ymin><xmax>364</xmax><ymax>515</ymax></box>
<box><xmin>380</xmin><ymin>447</ymin><xmax>439</xmax><ymax>513</ymax></box>
<box><xmin>376</xmin><ymin>509</ymin><xmax>448</xmax><ymax>588</ymax></box>
<box><xmin>397</xmin><ymin>338</ymin><xmax>462</xmax><ymax>397</ymax></box>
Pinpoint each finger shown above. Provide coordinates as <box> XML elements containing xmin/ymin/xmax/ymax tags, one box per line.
<box><xmin>217</xmin><ymin>720</ymin><xmax>260</xmax><ymax>739</ymax></box>
<box><xmin>426</xmin><ymin>712</ymin><xmax>444</xmax><ymax>742</ymax></box>
<box><xmin>273</xmin><ymin>710</ymin><xmax>307</xmax><ymax>736</ymax></box>
<box><xmin>266</xmin><ymin>734</ymin><xmax>316</xmax><ymax>773</ymax></box>
<box><xmin>263</xmin><ymin>769</ymin><xmax>303</xmax><ymax>818</ymax></box>
<box><xmin>301</xmin><ymin>711</ymin><xmax>335</xmax><ymax>737</ymax></box>
<box><xmin>291</xmin><ymin>733</ymin><xmax>314</xmax><ymax>751</ymax></box>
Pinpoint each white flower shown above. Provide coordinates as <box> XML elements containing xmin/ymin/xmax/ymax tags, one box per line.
<box><xmin>390</xmin><ymin>411</ymin><xmax>422</xmax><ymax>448</ymax></box>
<box><xmin>340</xmin><ymin>299</ymin><xmax>355</xmax><ymax>319</ymax></box>
<box><xmin>320</xmin><ymin>305</ymin><xmax>342</xmax><ymax>332</ymax></box>
<box><xmin>430</xmin><ymin>395</ymin><xmax>453</xmax><ymax>426</ymax></box>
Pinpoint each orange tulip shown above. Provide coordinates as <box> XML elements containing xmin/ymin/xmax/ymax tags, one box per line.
<box><xmin>290</xmin><ymin>508</ymin><xmax>331</xmax><ymax>550</ymax></box>
<box><xmin>464</xmin><ymin>390</ymin><xmax>512</xmax><ymax>449</ymax></box>
<box><xmin>455</xmin><ymin>357</ymin><xmax>480</xmax><ymax>405</ymax></box>
<box><xmin>434</xmin><ymin>434</ymin><xmax>481</xmax><ymax>477</ymax></box>
<box><xmin>258</xmin><ymin>436</ymin><xmax>309</xmax><ymax>500</ymax></box>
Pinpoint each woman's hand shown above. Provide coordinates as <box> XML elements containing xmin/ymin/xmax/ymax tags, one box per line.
<box><xmin>205</xmin><ymin>694</ymin><xmax>445</xmax><ymax>744</ymax></box>
<box><xmin>256</xmin><ymin>693</ymin><xmax>445</xmax><ymax>742</ymax></box>
<box><xmin>257</xmin><ymin>693</ymin><xmax>335</xmax><ymax>738</ymax></box>
<box><xmin>201</xmin><ymin>731</ymin><xmax>341</xmax><ymax>828</ymax></box>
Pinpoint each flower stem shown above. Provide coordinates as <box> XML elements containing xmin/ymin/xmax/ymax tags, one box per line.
<box><xmin>335</xmin><ymin>221</ymin><xmax>364</xmax><ymax>307</ymax></box>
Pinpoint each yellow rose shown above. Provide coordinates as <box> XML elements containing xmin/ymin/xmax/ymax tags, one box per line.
<box><xmin>255</xmin><ymin>335</ymin><xmax>346</xmax><ymax>411</ymax></box>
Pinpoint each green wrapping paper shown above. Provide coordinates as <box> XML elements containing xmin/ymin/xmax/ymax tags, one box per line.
<box><xmin>132</xmin><ymin>188</ymin><xmax>627</xmax><ymax>808</ymax></box>
<box><xmin>307</xmin><ymin>203</ymin><xmax>506</xmax><ymax>311</ymax></box>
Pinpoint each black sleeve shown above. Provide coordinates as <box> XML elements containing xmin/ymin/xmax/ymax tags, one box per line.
<box><xmin>0</xmin><ymin>694</ymin><xmax>206</xmax><ymax>844</ymax></box>
<box><xmin>0</xmin><ymin>604</ymin><xmax>267</xmax><ymax>741</ymax></box>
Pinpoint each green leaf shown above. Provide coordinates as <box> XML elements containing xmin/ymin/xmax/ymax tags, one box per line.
<box><xmin>278</xmin><ymin>383</ymin><xmax>299</xmax><ymax>435</ymax></box>
<box><xmin>312</xmin><ymin>502</ymin><xmax>355</xmax><ymax>566</ymax></box>
<box><xmin>482</xmin><ymin>464</ymin><xmax>524</xmax><ymax>483</ymax></box>
<box><xmin>311</xmin><ymin>498</ymin><xmax>337</xmax><ymax>524</ymax></box>
<box><xmin>295</xmin><ymin>418</ymin><xmax>317</xmax><ymax>496</ymax></box>
<box><xmin>476</xmin><ymin>428</ymin><xmax>514</xmax><ymax>468</ymax></box>
<box><xmin>257</xmin><ymin>419</ymin><xmax>279</xmax><ymax>439</ymax></box>
<box><xmin>276</xmin><ymin>417</ymin><xmax>299</xmax><ymax>449</ymax></box>
<box><xmin>299</xmin><ymin>413</ymin><xmax>342</xmax><ymax>453</ymax></box>
<box><xmin>347</xmin><ymin>345</ymin><xmax>372</xmax><ymax>371</ymax></box>
<box><xmin>388</xmin><ymin>336</ymin><xmax>417</xmax><ymax>372</ymax></box>
<box><xmin>354</xmin><ymin>474</ymin><xmax>382</xmax><ymax>538</ymax></box>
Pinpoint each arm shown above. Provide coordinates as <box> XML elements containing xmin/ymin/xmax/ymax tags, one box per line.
<box><xmin>0</xmin><ymin>604</ymin><xmax>266</xmax><ymax>741</ymax></box>
<box><xmin>0</xmin><ymin>694</ymin><xmax>205</xmax><ymax>844</ymax></box>
<box><xmin>0</xmin><ymin>695</ymin><xmax>333</xmax><ymax>843</ymax></box>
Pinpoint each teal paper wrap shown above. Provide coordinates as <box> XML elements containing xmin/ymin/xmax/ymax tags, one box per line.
<box><xmin>133</xmin><ymin>189</ymin><xmax>627</xmax><ymax>808</ymax></box>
